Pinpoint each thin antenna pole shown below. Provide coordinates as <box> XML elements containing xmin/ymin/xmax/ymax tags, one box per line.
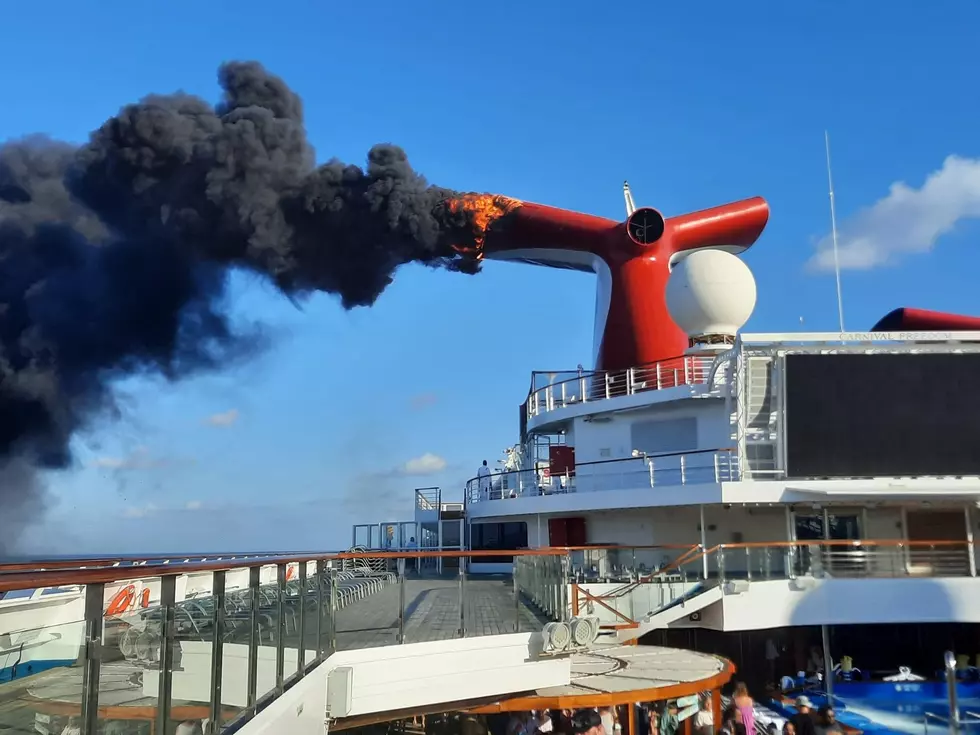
<box><xmin>825</xmin><ymin>131</ymin><xmax>846</xmax><ymax>332</ymax></box>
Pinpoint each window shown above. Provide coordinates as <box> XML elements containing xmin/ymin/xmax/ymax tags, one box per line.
<box><xmin>470</xmin><ymin>522</ymin><xmax>528</xmax><ymax>563</ymax></box>
<box><xmin>630</xmin><ymin>417</ymin><xmax>697</xmax><ymax>455</ymax></box>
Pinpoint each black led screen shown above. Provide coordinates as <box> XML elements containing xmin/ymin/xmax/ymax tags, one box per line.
<box><xmin>784</xmin><ymin>353</ymin><xmax>980</xmax><ymax>478</ymax></box>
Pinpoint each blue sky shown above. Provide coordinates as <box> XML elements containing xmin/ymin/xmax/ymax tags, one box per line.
<box><xmin>2</xmin><ymin>0</ymin><xmax>978</xmax><ymax>556</ymax></box>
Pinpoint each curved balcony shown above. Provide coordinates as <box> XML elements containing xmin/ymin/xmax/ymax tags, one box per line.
<box><xmin>464</xmin><ymin>448</ymin><xmax>738</xmax><ymax>505</ymax></box>
<box><xmin>525</xmin><ymin>355</ymin><xmax>717</xmax><ymax>421</ymax></box>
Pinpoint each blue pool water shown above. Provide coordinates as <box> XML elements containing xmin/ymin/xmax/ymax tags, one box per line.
<box><xmin>770</xmin><ymin>682</ymin><xmax>980</xmax><ymax>735</ymax></box>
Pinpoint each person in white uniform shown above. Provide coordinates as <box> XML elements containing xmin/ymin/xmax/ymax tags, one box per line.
<box><xmin>477</xmin><ymin>460</ymin><xmax>492</xmax><ymax>500</ymax></box>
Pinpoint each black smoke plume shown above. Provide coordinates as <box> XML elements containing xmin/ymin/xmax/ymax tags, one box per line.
<box><xmin>0</xmin><ymin>61</ymin><xmax>482</xmax><ymax>541</ymax></box>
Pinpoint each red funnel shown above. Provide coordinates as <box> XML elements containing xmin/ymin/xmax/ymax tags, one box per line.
<box><xmin>480</xmin><ymin>197</ymin><xmax>770</xmax><ymax>371</ymax></box>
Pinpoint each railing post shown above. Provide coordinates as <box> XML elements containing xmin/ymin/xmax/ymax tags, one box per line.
<box><xmin>80</xmin><ymin>582</ymin><xmax>105</xmax><ymax>735</ymax></box>
<box><xmin>965</xmin><ymin>506</ymin><xmax>977</xmax><ymax>577</ymax></box>
<box><xmin>627</xmin><ymin>368</ymin><xmax>635</xmax><ymax>395</ymax></box>
<box><xmin>315</xmin><ymin>560</ymin><xmax>325</xmax><ymax>659</ymax></box>
<box><xmin>745</xmin><ymin>547</ymin><xmax>752</xmax><ymax>581</ymax></box>
<box><xmin>561</xmin><ymin>381</ymin><xmax>567</xmax><ymax>405</ymax></box>
<box><xmin>560</xmin><ymin>555</ymin><xmax>571</xmax><ymax>622</ymax></box>
<box><xmin>648</xmin><ymin>459</ymin><xmax>655</xmax><ymax>487</ymax></box>
<box><xmin>945</xmin><ymin>651</ymin><xmax>961</xmax><ymax>735</ymax></box>
<box><xmin>246</xmin><ymin>566</ymin><xmax>260</xmax><ymax>712</ymax></box>
<box><xmin>656</xmin><ymin>363</ymin><xmax>662</xmax><ymax>389</ymax></box>
<box><xmin>458</xmin><ymin>559</ymin><xmax>466</xmax><ymax>637</ymax></box>
<box><xmin>398</xmin><ymin>557</ymin><xmax>407</xmax><ymax>644</ymax></box>
<box><xmin>209</xmin><ymin>571</ymin><xmax>227</xmax><ymax>727</ymax></box>
<box><xmin>684</xmin><ymin>357</ymin><xmax>691</xmax><ymax>385</ymax></box>
<box><xmin>514</xmin><ymin>562</ymin><xmax>522</xmax><ymax>633</ymax></box>
<box><xmin>680</xmin><ymin>454</ymin><xmax>687</xmax><ymax>484</ymax></box>
<box><xmin>605</xmin><ymin>373</ymin><xmax>612</xmax><ymax>399</ymax></box>
<box><xmin>297</xmin><ymin>561</ymin><xmax>307</xmax><ymax>675</ymax></box>
<box><xmin>329</xmin><ymin>568</ymin><xmax>338</xmax><ymax>653</ymax></box>
<box><xmin>275</xmin><ymin>564</ymin><xmax>286</xmax><ymax>695</ymax></box>
<box><xmin>547</xmin><ymin>385</ymin><xmax>554</xmax><ymax>412</ymax></box>
<box><xmin>717</xmin><ymin>545</ymin><xmax>727</xmax><ymax>583</ymax></box>
<box><xmin>713</xmin><ymin>453</ymin><xmax>720</xmax><ymax>483</ymax></box>
<box><xmin>156</xmin><ymin>575</ymin><xmax>177</xmax><ymax>735</ymax></box>
<box><xmin>580</xmin><ymin>375</ymin><xmax>587</xmax><ymax>402</ymax></box>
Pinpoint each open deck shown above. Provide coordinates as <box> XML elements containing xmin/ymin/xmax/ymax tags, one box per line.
<box><xmin>0</xmin><ymin>549</ymin><xmax>570</xmax><ymax>735</ymax></box>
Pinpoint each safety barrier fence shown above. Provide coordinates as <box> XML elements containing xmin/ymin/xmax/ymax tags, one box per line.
<box><xmin>0</xmin><ymin>539</ymin><xmax>975</xmax><ymax>734</ymax></box>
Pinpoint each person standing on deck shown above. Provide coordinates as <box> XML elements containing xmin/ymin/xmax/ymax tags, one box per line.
<box><xmin>405</xmin><ymin>535</ymin><xmax>418</xmax><ymax>573</ymax></box>
<box><xmin>572</xmin><ymin>710</ymin><xmax>604</xmax><ymax>735</ymax></box>
<box><xmin>599</xmin><ymin>707</ymin><xmax>616</xmax><ymax>735</ymax></box>
<box><xmin>659</xmin><ymin>703</ymin><xmax>680</xmax><ymax>735</ymax></box>
<box><xmin>788</xmin><ymin>697</ymin><xmax>817</xmax><ymax>735</ymax></box>
<box><xmin>478</xmin><ymin>460</ymin><xmax>493</xmax><ymax>500</ymax></box>
<box><xmin>732</xmin><ymin>682</ymin><xmax>756</xmax><ymax>735</ymax></box>
<box><xmin>815</xmin><ymin>706</ymin><xmax>842</xmax><ymax>735</ymax></box>
<box><xmin>693</xmin><ymin>695</ymin><xmax>714</xmax><ymax>735</ymax></box>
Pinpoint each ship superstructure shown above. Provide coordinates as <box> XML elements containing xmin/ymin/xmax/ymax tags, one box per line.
<box><xmin>4</xmin><ymin>185</ymin><xmax>980</xmax><ymax>735</ymax></box>
<box><xmin>358</xmin><ymin>184</ymin><xmax>980</xmax><ymax>681</ymax></box>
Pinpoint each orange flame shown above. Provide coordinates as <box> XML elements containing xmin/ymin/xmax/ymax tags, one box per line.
<box><xmin>447</xmin><ymin>193</ymin><xmax>523</xmax><ymax>258</ymax></box>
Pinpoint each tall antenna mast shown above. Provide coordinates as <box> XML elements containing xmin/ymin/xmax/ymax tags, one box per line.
<box><xmin>623</xmin><ymin>181</ymin><xmax>637</xmax><ymax>216</ymax></box>
<box><xmin>825</xmin><ymin>131</ymin><xmax>846</xmax><ymax>332</ymax></box>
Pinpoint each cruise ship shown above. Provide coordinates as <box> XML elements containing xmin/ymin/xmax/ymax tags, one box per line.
<box><xmin>2</xmin><ymin>185</ymin><xmax>980</xmax><ymax>735</ymax></box>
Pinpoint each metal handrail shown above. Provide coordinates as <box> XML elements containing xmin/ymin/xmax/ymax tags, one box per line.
<box><xmin>2</xmin><ymin>539</ymin><xmax>974</xmax><ymax>592</ymax></box>
<box><xmin>0</xmin><ymin>552</ymin><xmax>316</xmax><ymax>574</ymax></box>
<box><xmin>525</xmin><ymin>354</ymin><xmax>717</xmax><ymax>419</ymax></box>
<box><xmin>464</xmin><ymin>446</ymin><xmax>738</xmax><ymax>503</ymax></box>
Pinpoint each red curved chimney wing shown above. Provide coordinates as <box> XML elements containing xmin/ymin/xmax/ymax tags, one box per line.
<box><xmin>480</xmin><ymin>197</ymin><xmax>770</xmax><ymax>371</ymax></box>
<box><xmin>872</xmin><ymin>307</ymin><xmax>980</xmax><ymax>332</ymax></box>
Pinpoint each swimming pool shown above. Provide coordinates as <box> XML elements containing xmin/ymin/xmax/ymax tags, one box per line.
<box><xmin>769</xmin><ymin>682</ymin><xmax>980</xmax><ymax>735</ymax></box>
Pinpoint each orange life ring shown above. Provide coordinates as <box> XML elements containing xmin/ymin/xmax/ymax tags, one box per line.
<box><xmin>285</xmin><ymin>566</ymin><xmax>296</xmax><ymax>582</ymax></box>
<box><xmin>105</xmin><ymin>585</ymin><xmax>136</xmax><ymax>617</ymax></box>
<box><xmin>140</xmin><ymin>588</ymin><xmax>151</xmax><ymax>608</ymax></box>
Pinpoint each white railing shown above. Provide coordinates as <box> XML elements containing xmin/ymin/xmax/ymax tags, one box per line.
<box><xmin>526</xmin><ymin>355</ymin><xmax>717</xmax><ymax>419</ymax></box>
<box><xmin>465</xmin><ymin>448</ymin><xmax>738</xmax><ymax>504</ymax></box>
<box><xmin>415</xmin><ymin>487</ymin><xmax>439</xmax><ymax>511</ymax></box>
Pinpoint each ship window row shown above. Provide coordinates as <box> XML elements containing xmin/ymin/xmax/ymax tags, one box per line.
<box><xmin>470</xmin><ymin>522</ymin><xmax>528</xmax><ymax>563</ymax></box>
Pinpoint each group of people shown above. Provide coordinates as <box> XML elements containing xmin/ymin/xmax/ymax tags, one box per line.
<box><xmin>718</xmin><ymin>684</ymin><xmax>842</xmax><ymax>735</ymax></box>
<box><xmin>500</xmin><ymin>694</ymin><xmax>715</xmax><ymax>735</ymax></box>
<box><xmin>781</xmin><ymin>696</ymin><xmax>842</xmax><ymax>735</ymax></box>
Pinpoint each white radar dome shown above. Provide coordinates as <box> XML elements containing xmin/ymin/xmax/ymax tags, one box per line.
<box><xmin>665</xmin><ymin>249</ymin><xmax>757</xmax><ymax>341</ymax></box>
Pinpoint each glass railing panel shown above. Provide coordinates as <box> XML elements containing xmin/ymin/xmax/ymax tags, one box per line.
<box><xmin>400</xmin><ymin>555</ymin><xmax>462</xmax><ymax>645</ymax></box>
<box><xmin>252</xmin><ymin>564</ymin><xmax>282</xmax><ymax>704</ymax></box>
<box><xmin>514</xmin><ymin>555</ymin><xmax>566</xmax><ymax>623</ymax></box>
<box><xmin>219</xmin><ymin>565</ymin><xmax>258</xmax><ymax>727</ymax></box>
<box><xmin>169</xmin><ymin>578</ymin><xmax>217</xmax><ymax>733</ymax></box>
<box><xmin>568</xmin><ymin>546</ymin><xmax>692</xmax><ymax>583</ymax></box>
<box><xmin>96</xmin><ymin>574</ymin><xmax>169</xmax><ymax>735</ymax></box>
<box><xmin>705</xmin><ymin>541</ymin><xmax>980</xmax><ymax>582</ymax></box>
<box><xmin>0</xmin><ymin>613</ymin><xmax>87</xmax><ymax>734</ymax></box>
<box><xmin>333</xmin><ymin>553</ymin><xmax>399</xmax><ymax>651</ymax></box>
<box><xmin>319</xmin><ymin>562</ymin><xmax>334</xmax><ymax>659</ymax></box>
<box><xmin>294</xmin><ymin>561</ymin><xmax>319</xmax><ymax>674</ymax></box>
<box><xmin>463</xmin><ymin>562</ymin><xmax>524</xmax><ymax>640</ymax></box>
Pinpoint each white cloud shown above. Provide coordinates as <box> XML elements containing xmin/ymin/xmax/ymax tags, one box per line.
<box><xmin>123</xmin><ymin>503</ymin><xmax>158</xmax><ymax>518</ymax></box>
<box><xmin>205</xmin><ymin>409</ymin><xmax>240</xmax><ymax>428</ymax></box>
<box><xmin>93</xmin><ymin>446</ymin><xmax>166</xmax><ymax>471</ymax></box>
<box><xmin>807</xmin><ymin>155</ymin><xmax>980</xmax><ymax>272</ymax></box>
<box><xmin>400</xmin><ymin>453</ymin><xmax>447</xmax><ymax>476</ymax></box>
<box><xmin>122</xmin><ymin>500</ymin><xmax>202</xmax><ymax>518</ymax></box>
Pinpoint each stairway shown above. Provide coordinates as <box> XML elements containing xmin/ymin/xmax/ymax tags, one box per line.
<box><xmin>616</xmin><ymin>583</ymin><xmax>724</xmax><ymax>642</ymax></box>
<box><xmin>741</xmin><ymin>356</ymin><xmax>779</xmax><ymax>478</ymax></box>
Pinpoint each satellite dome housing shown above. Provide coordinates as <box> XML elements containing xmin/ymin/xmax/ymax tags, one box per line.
<box><xmin>665</xmin><ymin>249</ymin><xmax>757</xmax><ymax>353</ymax></box>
